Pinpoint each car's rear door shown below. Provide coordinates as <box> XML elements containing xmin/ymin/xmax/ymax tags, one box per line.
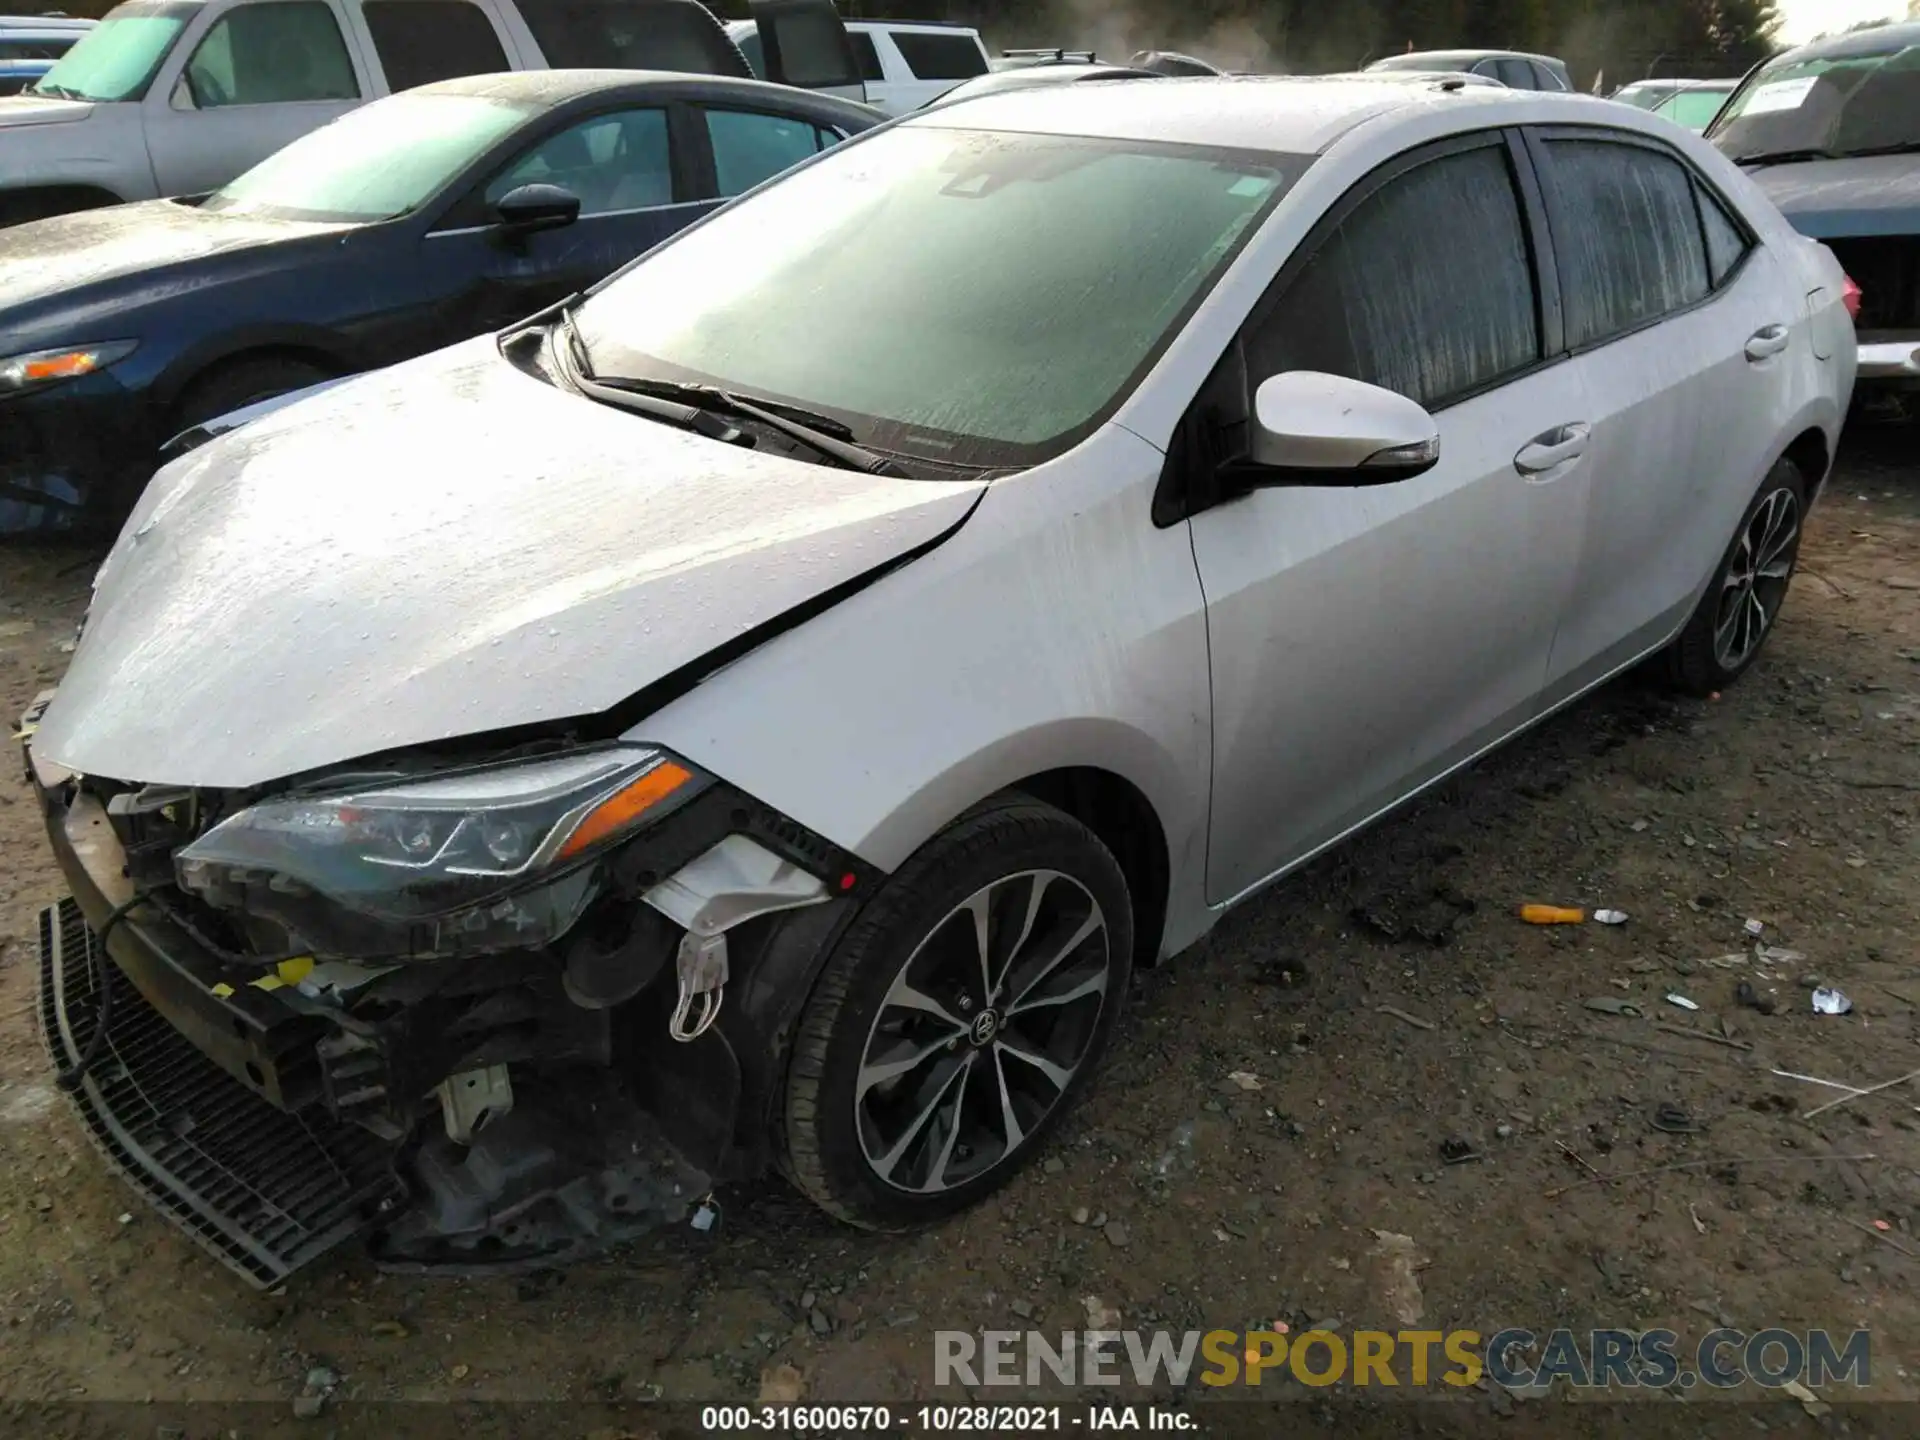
<box><xmin>1186</xmin><ymin>132</ymin><xmax>1594</xmax><ymax>904</ymax></box>
<box><xmin>683</xmin><ymin>96</ymin><xmax>855</xmax><ymax>205</ymax></box>
<box><xmin>1522</xmin><ymin>126</ymin><xmax>1800</xmax><ymax>703</ymax></box>
<box><xmin>421</xmin><ymin>100</ymin><xmax>703</xmax><ymax>339</ymax></box>
<box><xmin>749</xmin><ymin>0</ymin><xmax>864</xmax><ymax>103</ymax></box>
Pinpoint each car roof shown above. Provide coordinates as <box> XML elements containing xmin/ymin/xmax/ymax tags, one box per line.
<box><xmin>0</xmin><ymin>12</ymin><xmax>91</xmax><ymax>25</ymax></box>
<box><xmin>1374</xmin><ymin>48</ymin><xmax>1561</xmax><ymax>68</ymax></box>
<box><xmin>906</xmin><ymin>73</ymin><xmax>1552</xmax><ymax>154</ymax></box>
<box><xmin>1780</xmin><ymin>19</ymin><xmax>1919</xmax><ymax>62</ymax></box>
<box><xmin>409</xmin><ymin>68</ymin><xmax>882</xmax><ymax>123</ymax></box>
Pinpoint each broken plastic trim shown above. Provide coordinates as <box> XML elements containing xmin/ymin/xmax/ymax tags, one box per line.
<box><xmin>643</xmin><ymin>835</ymin><xmax>831</xmax><ymax>1043</ymax></box>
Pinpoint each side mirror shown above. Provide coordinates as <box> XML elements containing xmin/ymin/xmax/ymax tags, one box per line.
<box><xmin>493</xmin><ymin>183</ymin><xmax>580</xmax><ymax>235</ymax></box>
<box><xmin>1241</xmin><ymin>371</ymin><xmax>1440</xmax><ymax>487</ymax></box>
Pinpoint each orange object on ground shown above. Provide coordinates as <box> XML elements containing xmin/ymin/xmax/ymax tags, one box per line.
<box><xmin>1519</xmin><ymin>904</ymin><xmax>1587</xmax><ymax>925</ymax></box>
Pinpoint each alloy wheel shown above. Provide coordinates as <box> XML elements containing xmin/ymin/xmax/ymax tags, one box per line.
<box><xmin>854</xmin><ymin>869</ymin><xmax>1112</xmax><ymax>1193</ymax></box>
<box><xmin>1712</xmin><ymin>486</ymin><xmax>1799</xmax><ymax>672</ymax></box>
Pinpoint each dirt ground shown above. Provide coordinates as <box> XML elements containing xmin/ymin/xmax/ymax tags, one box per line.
<box><xmin>0</xmin><ymin>422</ymin><xmax>1916</xmax><ymax>1429</ymax></box>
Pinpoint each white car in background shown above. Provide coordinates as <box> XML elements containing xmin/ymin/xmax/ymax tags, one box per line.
<box><xmin>0</xmin><ymin>0</ymin><xmax>861</xmax><ymax>225</ymax></box>
<box><xmin>28</xmin><ymin>74</ymin><xmax>1855</xmax><ymax>1286</ymax></box>
<box><xmin>730</xmin><ymin>17</ymin><xmax>989</xmax><ymax>114</ymax></box>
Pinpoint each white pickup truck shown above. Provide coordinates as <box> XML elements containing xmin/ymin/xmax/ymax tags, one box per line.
<box><xmin>0</xmin><ymin>0</ymin><xmax>864</xmax><ymax>225</ymax></box>
<box><xmin>727</xmin><ymin>16</ymin><xmax>988</xmax><ymax>114</ymax></box>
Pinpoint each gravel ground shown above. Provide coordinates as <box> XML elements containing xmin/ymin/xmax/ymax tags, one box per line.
<box><xmin>0</xmin><ymin>422</ymin><xmax>1916</xmax><ymax>1433</ymax></box>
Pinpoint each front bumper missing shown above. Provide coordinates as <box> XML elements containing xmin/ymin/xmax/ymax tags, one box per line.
<box><xmin>25</xmin><ymin>709</ymin><xmax>720</xmax><ymax>1284</ymax></box>
<box><xmin>37</xmin><ymin>897</ymin><xmax>405</xmax><ymax>1287</ymax></box>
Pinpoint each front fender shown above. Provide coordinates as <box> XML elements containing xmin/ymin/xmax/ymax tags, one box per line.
<box><xmin>636</xmin><ymin>422</ymin><xmax>1218</xmax><ymax>959</ymax></box>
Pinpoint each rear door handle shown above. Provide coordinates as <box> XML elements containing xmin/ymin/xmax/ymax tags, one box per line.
<box><xmin>1514</xmin><ymin>422</ymin><xmax>1591</xmax><ymax>477</ymax></box>
<box><xmin>1746</xmin><ymin>324</ymin><xmax>1791</xmax><ymax>361</ymax></box>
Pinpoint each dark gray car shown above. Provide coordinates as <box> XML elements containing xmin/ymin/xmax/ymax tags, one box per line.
<box><xmin>1366</xmin><ymin>48</ymin><xmax>1571</xmax><ymax>91</ymax></box>
<box><xmin>1708</xmin><ymin>21</ymin><xmax>1920</xmax><ymax>389</ymax></box>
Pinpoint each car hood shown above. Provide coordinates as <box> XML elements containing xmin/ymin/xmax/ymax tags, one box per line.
<box><xmin>33</xmin><ymin>339</ymin><xmax>988</xmax><ymax>790</ymax></box>
<box><xmin>0</xmin><ymin>199</ymin><xmax>344</xmax><ymax>313</ymax></box>
<box><xmin>1745</xmin><ymin>154</ymin><xmax>1920</xmax><ymax>239</ymax></box>
<box><xmin>0</xmin><ymin>91</ymin><xmax>91</xmax><ymax>126</ymax></box>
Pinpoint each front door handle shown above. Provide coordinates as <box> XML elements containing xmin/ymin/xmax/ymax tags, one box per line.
<box><xmin>1514</xmin><ymin>422</ymin><xmax>1591</xmax><ymax>477</ymax></box>
<box><xmin>1746</xmin><ymin>324</ymin><xmax>1791</xmax><ymax>361</ymax></box>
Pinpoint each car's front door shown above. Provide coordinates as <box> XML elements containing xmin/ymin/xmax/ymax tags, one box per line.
<box><xmin>1185</xmin><ymin>133</ymin><xmax>1595</xmax><ymax>905</ymax></box>
<box><xmin>424</xmin><ymin>102</ymin><xmax>705</xmax><ymax>338</ymax></box>
<box><xmin>1523</xmin><ymin>128</ymin><xmax>1798</xmax><ymax>702</ymax></box>
<box><xmin>143</xmin><ymin>0</ymin><xmax>368</xmax><ymax>196</ymax></box>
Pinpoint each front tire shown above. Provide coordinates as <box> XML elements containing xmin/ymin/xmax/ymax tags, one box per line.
<box><xmin>781</xmin><ymin>796</ymin><xmax>1132</xmax><ymax>1229</ymax></box>
<box><xmin>1663</xmin><ymin>457</ymin><xmax>1806</xmax><ymax>696</ymax></box>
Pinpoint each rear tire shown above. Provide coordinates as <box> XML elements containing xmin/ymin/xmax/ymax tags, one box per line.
<box><xmin>781</xmin><ymin>796</ymin><xmax>1132</xmax><ymax>1229</ymax></box>
<box><xmin>172</xmin><ymin>355</ymin><xmax>335</xmax><ymax>431</ymax></box>
<box><xmin>1663</xmin><ymin>456</ymin><xmax>1806</xmax><ymax>696</ymax></box>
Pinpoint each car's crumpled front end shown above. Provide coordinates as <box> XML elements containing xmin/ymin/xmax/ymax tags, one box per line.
<box><xmin>24</xmin><ymin>703</ymin><xmax>881</xmax><ymax>1284</ymax></box>
<box><xmin>14</xmin><ymin>342</ymin><xmax>988</xmax><ymax>1285</ymax></box>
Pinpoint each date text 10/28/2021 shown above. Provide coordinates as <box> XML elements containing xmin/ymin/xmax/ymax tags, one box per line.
<box><xmin>701</xmin><ymin>1407</ymin><xmax>1191</xmax><ymax>1431</ymax></box>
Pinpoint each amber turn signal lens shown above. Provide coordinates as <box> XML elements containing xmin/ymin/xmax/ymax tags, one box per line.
<box><xmin>556</xmin><ymin>761</ymin><xmax>693</xmax><ymax>860</ymax></box>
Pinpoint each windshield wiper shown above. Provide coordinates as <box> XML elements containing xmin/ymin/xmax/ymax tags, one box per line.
<box><xmin>591</xmin><ymin>374</ymin><xmax>906</xmax><ymax>477</ymax></box>
<box><xmin>1836</xmin><ymin>140</ymin><xmax>1920</xmax><ymax>159</ymax></box>
<box><xmin>28</xmin><ymin>82</ymin><xmax>83</xmax><ymax>99</ymax></box>
<box><xmin>553</xmin><ymin>308</ymin><xmax>753</xmax><ymax>447</ymax></box>
<box><xmin>1733</xmin><ymin>147</ymin><xmax>1838</xmax><ymax>167</ymax></box>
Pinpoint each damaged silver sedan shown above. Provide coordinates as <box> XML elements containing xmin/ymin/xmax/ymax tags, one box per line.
<box><xmin>25</xmin><ymin>74</ymin><xmax>1854</xmax><ymax>1285</ymax></box>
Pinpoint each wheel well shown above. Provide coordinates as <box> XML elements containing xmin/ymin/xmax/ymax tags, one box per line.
<box><xmin>1783</xmin><ymin>427</ymin><xmax>1831</xmax><ymax>498</ymax></box>
<box><xmin>168</xmin><ymin>345</ymin><xmax>343</xmax><ymax>423</ymax></box>
<box><xmin>1011</xmin><ymin>767</ymin><xmax>1170</xmax><ymax>969</ymax></box>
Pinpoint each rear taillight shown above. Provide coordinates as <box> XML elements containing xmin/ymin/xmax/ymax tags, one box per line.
<box><xmin>1842</xmin><ymin>274</ymin><xmax>1862</xmax><ymax>322</ymax></box>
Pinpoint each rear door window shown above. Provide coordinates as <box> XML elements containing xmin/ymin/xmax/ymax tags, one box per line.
<box><xmin>703</xmin><ymin>106</ymin><xmax>825</xmax><ymax>196</ymax></box>
<box><xmin>1531</xmin><ymin>60</ymin><xmax>1566</xmax><ymax>91</ymax></box>
<box><xmin>182</xmin><ymin>1</ymin><xmax>359</xmax><ymax>106</ymax></box>
<box><xmin>516</xmin><ymin>0</ymin><xmax>749</xmax><ymax>75</ymax></box>
<box><xmin>363</xmin><ymin>0</ymin><xmax>509</xmax><ymax>92</ymax></box>
<box><xmin>1247</xmin><ymin>141</ymin><xmax>1542</xmax><ymax>410</ymax></box>
<box><xmin>1532</xmin><ymin>136</ymin><xmax>1712</xmax><ymax>348</ymax></box>
<box><xmin>891</xmin><ymin>30</ymin><xmax>987</xmax><ymax>81</ymax></box>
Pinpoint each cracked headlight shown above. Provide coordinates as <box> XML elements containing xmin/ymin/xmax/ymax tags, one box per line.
<box><xmin>176</xmin><ymin>745</ymin><xmax>710</xmax><ymax>958</ymax></box>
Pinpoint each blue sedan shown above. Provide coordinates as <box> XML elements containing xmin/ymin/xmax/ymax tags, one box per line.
<box><xmin>0</xmin><ymin>69</ymin><xmax>881</xmax><ymax>536</ymax></box>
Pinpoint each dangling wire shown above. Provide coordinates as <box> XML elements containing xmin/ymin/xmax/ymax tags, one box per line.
<box><xmin>55</xmin><ymin>893</ymin><xmax>150</xmax><ymax>1093</ymax></box>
